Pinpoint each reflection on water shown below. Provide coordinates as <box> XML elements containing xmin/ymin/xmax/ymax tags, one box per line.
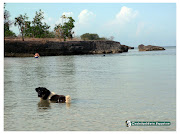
<box><xmin>37</xmin><ymin>100</ymin><xmax>71</xmax><ymax>110</ymax></box>
<box><xmin>38</xmin><ymin>100</ymin><xmax>51</xmax><ymax>109</ymax></box>
<box><xmin>4</xmin><ymin>47</ymin><xmax>176</xmax><ymax>131</ymax></box>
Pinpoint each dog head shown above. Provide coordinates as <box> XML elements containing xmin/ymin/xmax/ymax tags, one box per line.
<box><xmin>35</xmin><ymin>87</ymin><xmax>51</xmax><ymax>100</ymax></box>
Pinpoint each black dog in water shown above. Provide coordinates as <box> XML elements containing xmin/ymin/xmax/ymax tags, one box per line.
<box><xmin>35</xmin><ymin>87</ymin><xmax>71</xmax><ymax>103</ymax></box>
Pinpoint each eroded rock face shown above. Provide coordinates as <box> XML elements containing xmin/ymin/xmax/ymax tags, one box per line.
<box><xmin>138</xmin><ymin>44</ymin><xmax>165</xmax><ymax>51</ymax></box>
<box><xmin>4</xmin><ymin>40</ymin><xmax>129</xmax><ymax>57</ymax></box>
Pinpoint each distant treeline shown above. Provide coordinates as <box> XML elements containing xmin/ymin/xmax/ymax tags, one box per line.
<box><xmin>80</xmin><ymin>33</ymin><xmax>114</xmax><ymax>41</ymax></box>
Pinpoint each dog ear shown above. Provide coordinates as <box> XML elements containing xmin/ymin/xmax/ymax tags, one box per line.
<box><xmin>35</xmin><ymin>88</ymin><xmax>39</xmax><ymax>92</ymax></box>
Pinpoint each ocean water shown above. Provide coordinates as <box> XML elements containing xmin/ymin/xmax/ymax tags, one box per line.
<box><xmin>4</xmin><ymin>46</ymin><xmax>176</xmax><ymax>131</ymax></box>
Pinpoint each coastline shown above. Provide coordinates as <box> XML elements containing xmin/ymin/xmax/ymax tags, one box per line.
<box><xmin>4</xmin><ymin>39</ymin><xmax>129</xmax><ymax>57</ymax></box>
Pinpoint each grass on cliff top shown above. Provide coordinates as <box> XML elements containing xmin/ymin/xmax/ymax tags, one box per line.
<box><xmin>4</xmin><ymin>37</ymin><xmax>83</xmax><ymax>42</ymax></box>
<box><xmin>4</xmin><ymin>37</ymin><xmax>114</xmax><ymax>43</ymax></box>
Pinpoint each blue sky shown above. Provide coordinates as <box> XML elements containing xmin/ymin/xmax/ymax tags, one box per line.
<box><xmin>5</xmin><ymin>3</ymin><xmax>176</xmax><ymax>46</ymax></box>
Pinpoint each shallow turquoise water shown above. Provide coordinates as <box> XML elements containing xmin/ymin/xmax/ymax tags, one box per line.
<box><xmin>4</xmin><ymin>47</ymin><xmax>176</xmax><ymax>131</ymax></box>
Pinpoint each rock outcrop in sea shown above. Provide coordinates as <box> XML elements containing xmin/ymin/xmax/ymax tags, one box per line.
<box><xmin>4</xmin><ymin>40</ymin><xmax>129</xmax><ymax>57</ymax></box>
<box><xmin>138</xmin><ymin>44</ymin><xmax>165</xmax><ymax>51</ymax></box>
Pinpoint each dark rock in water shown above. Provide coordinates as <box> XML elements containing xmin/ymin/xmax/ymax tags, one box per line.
<box><xmin>128</xmin><ymin>46</ymin><xmax>134</xmax><ymax>49</ymax></box>
<box><xmin>4</xmin><ymin>40</ymin><xmax>129</xmax><ymax>57</ymax></box>
<box><xmin>138</xmin><ymin>44</ymin><xmax>165</xmax><ymax>51</ymax></box>
<box><xmin>122</xmin><ymin>44</ymin><xmax>134</xmax><ymax>50</ymax></box>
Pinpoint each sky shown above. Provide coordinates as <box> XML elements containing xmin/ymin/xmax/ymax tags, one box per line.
<box><xmin>5</xmin><ymin>3</ymin><xmax>176</xmax><ymax>46</ymax></box>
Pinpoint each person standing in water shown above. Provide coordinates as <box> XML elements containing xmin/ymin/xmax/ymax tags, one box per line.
<box><xmin>34</xmin><ymin>53</ymin><xmax>40</xmax><ymax>58</ymax></box>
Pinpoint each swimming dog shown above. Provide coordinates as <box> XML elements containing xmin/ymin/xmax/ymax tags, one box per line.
<box><xmin>35</xmin><ymin>87</ymin><xmax>71</xmax><ymax>103</ymax></box>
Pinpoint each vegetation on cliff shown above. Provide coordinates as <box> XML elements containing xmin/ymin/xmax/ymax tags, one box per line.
<box><xmin>3</xmin><ymin>4</ymin><xmax>130</xmax><ymax>57</ymax></box>
<box><xmin>14</xmin><ymin>10</ymin><xmax>51</xmax><ymax>40</ymax></box>
<box><xmin>54</xmin><ymin>16</ymin><xmax>75</xmax><ymax>41</ymax></box>
<box><xmin>4</xmin><ymin>3</ymin><xmax>16</xmax><ymax>37</ymax></box>
<box><xmin>26</xmin><ymin>9</ymin><xmax>51</xmax><ymax>38</ymax></box>
<box><xmin>4</xmin><ymin>5</ymin><xmax>113</xmax><ymax>42</ymax></box>
<box><xmin>80</xmin><ymin>33</ymin><xmax>114</xmax><ymax>41</ymax></box>
<box><xmin>14</xmin><ymin>14</ymin><xmax>29</xmax><ymax>41</ymax></box>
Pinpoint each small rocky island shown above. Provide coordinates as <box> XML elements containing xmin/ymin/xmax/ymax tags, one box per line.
<box><xmin>4</xmin><ymin>40</ymin><xmax>129</xmax><ymax>57</ymax></box>
<box><xmin>138</xmin><ymin>44</ymin><xmax>165</xmax><ymax>51</ymax></box>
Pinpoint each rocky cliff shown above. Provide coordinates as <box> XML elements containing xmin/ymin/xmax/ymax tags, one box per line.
<box><xmin>4</xmin><ymin>40</ymin><xmax>129</xmax><ymax>57</ymax></box>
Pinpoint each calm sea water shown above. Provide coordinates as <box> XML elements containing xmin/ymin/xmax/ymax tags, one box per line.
<box><xmin>4</xmin><ymin>46</ymin><xmax>176</xmax><ymax>131</ymax></box>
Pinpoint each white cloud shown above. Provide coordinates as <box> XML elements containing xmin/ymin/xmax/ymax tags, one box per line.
<box><xmin>100</xmin><ymin>6</ymin><xmax>139</xmax><ymax>37</ymax></box>
<box><xmin>55</xmin><ymin>12</ymin><xmax>74</xmax><ymax>25</ymax></box>
<box><xmin>78</xmin><ymin>9</ymin><xmax>96</xmax><ymax>24</ymax></box>
<box><xmin>62</xmin><ymin>12</ymin><xmax>73</xmax><ymax>17</ymax></box>
<box><xmin>115</xmin><ymin>6</ymin><xmax>138</xmax><ymax>23</ymax></box>
<box><xmin>101</xmin><ymin>6</ymin><xmax>139</xmax><ymax>33</ymax></box>
<box><xmin>97</xmin><ymin>6</ymin><xmax>139</xmax><ymax>43</ymax></box>
<box><xmin>74</xmin><ymin>9</ymin><xmax>96</xmax><ymax>36</ymax></box>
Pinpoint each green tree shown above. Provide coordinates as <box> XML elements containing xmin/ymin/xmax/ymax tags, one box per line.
<box><xmin>54</xmin><ymin>24</ymin><xmax>63</xmax><ymax>41</ymax></box>
<box><xmin>63</xmin><ymin>17</ymin><xmax>75</xmax><ymax>40</ymax></box>
<box><xmin>5</xmin><ymin>30</ymin><xmax>16</xmax><ymax>37</ymax></box>
<box><xmin>80</xmin><ymin>33</ymin><xmax>100</xmax><ymax>40</ymax></box>
<box><xmin>54</xmin><ymin>15</ymin><xmax>75</xmax><ymax>41</ymax></box>
<box><xmin>14</xmin><ymin>14</ymin><xmax>28</xmax><ymax>41</ymax></box>
<box><xmin>24</xmin><ymin>21</ymin><xmax>32</xmax><ymax>37</ymax></box>
<box><xmin>4</xmin><ymin>4</ymin><xmax>10</xmax><ymax>32</ymax></box>
<box><xmin>4</xmin><ymin>3</ymin><xmax>16</xmax><ymax>37</ymax></box>
<box><xmin>32</xmin><ymin>9</ymin><xmax>50</xmax><ymax>38</ymax></box>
